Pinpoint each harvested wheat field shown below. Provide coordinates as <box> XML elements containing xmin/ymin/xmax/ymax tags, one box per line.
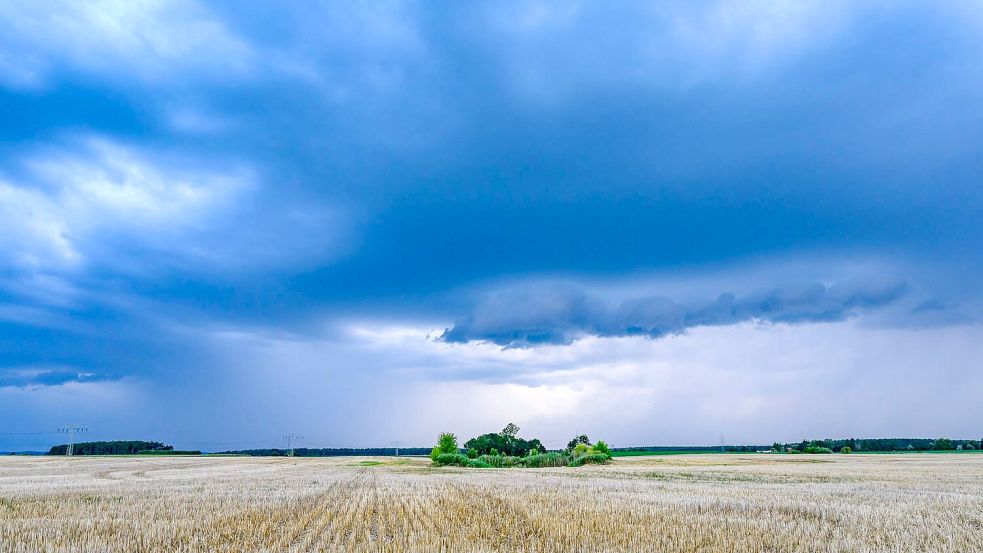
<box><xmin>1</xmin><ymin>454</ymin><xmax>981</xmax><ymax>552</ymax></box>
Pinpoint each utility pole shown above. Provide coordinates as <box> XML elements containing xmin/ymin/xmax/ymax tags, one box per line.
<box><xmin>282</xmin><ymin>434</ymin><xmax>303</xmax><ymax>457</ymax></box>
<box><xmin>390</xmin><ymin>440</ymin><xmax>405</xmax><ymax>457</ymax></box>
<box><xmin>58</xmin><ymin>426</ymin><xmax>87</xmax><ymax>456</ymax></box>
<box><xmin>719</xmin><ymin>434</ymin><xmax>726</xmax><ymax>453</ymax></box>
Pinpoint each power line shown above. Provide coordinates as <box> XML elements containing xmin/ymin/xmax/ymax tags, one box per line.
<box><xmin>58</xmin><ymin>426</ymin><xmax>88</xmax><ymax>456</ymax></box>
<box><xmin>282</xmin><ymin>434</ymin><xmax>303</xmax><ymax>457</ymax></box>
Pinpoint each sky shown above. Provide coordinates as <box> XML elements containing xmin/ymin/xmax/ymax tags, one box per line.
<box><xmin>1</xmin><ymin>0</ymin><xmax>982</xmax><ymax>452</ymax></box>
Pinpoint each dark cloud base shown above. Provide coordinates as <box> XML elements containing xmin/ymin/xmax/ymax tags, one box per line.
<box><xmin>441</xmin><ymin>280</ymin><xmax>907</xmax><ymax>347</ymax></box>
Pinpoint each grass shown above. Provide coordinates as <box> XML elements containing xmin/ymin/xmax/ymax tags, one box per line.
<box><xmin>0</xmin><ymin>454</ymin><xmax>980</xmax><ymax>551</ymax></box>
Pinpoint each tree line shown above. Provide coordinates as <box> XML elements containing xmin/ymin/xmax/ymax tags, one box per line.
<box><xmin>772</xmin><ymin>437</ymin><xmax>981</xmax><ymax>453</ymax></box>
<box><xmin>47</xmin><ymin>441</ymin><xmax>189</xmax><ymax>455</ymax></box>
<box><xmin>220</xmin><ymin>447</ymin><xmax>433</xmax><ymax>457</ymax></box>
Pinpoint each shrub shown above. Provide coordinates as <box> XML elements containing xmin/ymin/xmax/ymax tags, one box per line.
<box><xmin>581</xmin><ymin>453</ymin><xmax>611</xmax><ymax>465</ymax></box>
<box><xmin>592</xmin><ymin>440</ymin><xmax>612</xmax><ymax>457</ymax></box>
<box><xmin>804</xmin><ymin>446</ymin><xmax>833</xmax><ymax>454</ymax></box>
<box><xmin>489</xmin><ymin>448</ymin><xmax>499</xmax><ymax>456</ymax></box>
<box><xmin>840</xmin><ymin>446</ymin><xmax>852</xmax><ymax>454</ymax></box>
<box><xmin>466</xmin><ymin>458</ymin><xmax>491</xmax><ymax>468</ymax></box>
<box><xmin>788</xmin><ymin>449</ymin><xmax>803</xmax><ymax>454</ymax></box>
<box><xmin>466</xmin><ymin>448</ymin><xmax>478</xmax><ymax>459</ymax></box>
<box><xmin>430</xmin><ymin>446</ymin><xmax>441</xmax><ymax>462</ymax></box>
<box><xmin>965</xmin><ymin>444</ymin><xmax>976</xmax><ymax>451</ymax></box>
<box><xmin>573</xmin><ymin>443</ymin><xmax>589</xmax><ymax>456</ymax></box>
<box><xmin>434</xmin><ymin>453</ymin><xmax>469</xmax><ymax>466</ymax></box>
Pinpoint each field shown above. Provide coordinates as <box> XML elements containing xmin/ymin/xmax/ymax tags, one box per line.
<box><xmin>1</xmin><ymin>454</ymin><xmax>980</xmax><ymax>552</ymax></box>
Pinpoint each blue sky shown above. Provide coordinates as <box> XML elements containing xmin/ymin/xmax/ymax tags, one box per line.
<box><xmin>1</xmin><ymin>1</ymin><xmax>981</xmax><ymax>451</ymax></box>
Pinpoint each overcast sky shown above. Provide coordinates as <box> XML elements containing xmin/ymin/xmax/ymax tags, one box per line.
<box><xmin>2</xmin><ymin>1</ymin><xmax>981</xmax><ymax>452</ymax></box>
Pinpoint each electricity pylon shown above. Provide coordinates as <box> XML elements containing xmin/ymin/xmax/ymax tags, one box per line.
<box><xmin>283</xmin><ymin>434</ymin><xmax>303</xmax><ymax>457</ymax></box>
<box><xmin>58</xmin><ymin>426</ymin><xmax>87</xmax><ymax>456</ymax></box>
<box><xmin>390</xmin><ymin>440</ymin><xmax>405</xmax><ymax>457</ymax></box>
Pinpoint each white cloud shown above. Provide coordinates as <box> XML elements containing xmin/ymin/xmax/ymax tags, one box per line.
<box><xmin>0</xmin><ymin>137</ymin><xmax>252</xmax><ymax>272</ymax></box>
<box><xmin>0</xmin><ymin>0</ymin><xmax>254</xmax><ymax>88</ymax></box>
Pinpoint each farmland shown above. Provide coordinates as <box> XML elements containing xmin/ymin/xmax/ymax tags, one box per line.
<box><xmin>1</xmin><ymin>454</ymin><xmax>981</xmax><ymax>552</ymax></box>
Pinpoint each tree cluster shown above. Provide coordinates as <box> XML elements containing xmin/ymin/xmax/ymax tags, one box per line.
<box><xmin>47</xmin><ymin>441</ymin><xmax>172</xmax><ymax>456</ymax></box>
<box><xmin>431</xmin><ymin>425</ymin><xmax>612</xmax><ymax>469</ymax></box>
<box><xmin>463</xmin><ymin>423</ymin><xmax>546</xmax><ymax>457</ymax></box>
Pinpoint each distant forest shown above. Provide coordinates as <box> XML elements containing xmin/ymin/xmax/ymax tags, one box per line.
<box><xmin>221</xmin><ymin>447</ymin><xmax>433</xmax><ymax>457</ymax></box>
<box><xmin>48</xmin><ymin>441</ymin><xmax>174</xmax><ymax>455</ymax></box>
<box><xmin>44</xmin><ymin>438</ymin><xmax>983</xmax><ymax>457</ymax></box>
<box><xmin>775</xmin><ymin>438</ymin><xmax>981</xmax><ymax>452</ymax></box>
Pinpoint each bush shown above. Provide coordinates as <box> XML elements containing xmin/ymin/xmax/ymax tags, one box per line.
<box><xmin>466</xmin><ymin>448</ymin><xmax>478</xmax><ymax>458</ymax></box>
<box><xmin>804</xmin><ymin>446</ymin><xmax>833</xmax><ymax>454</ymax></box>
<box><xmin>581</xmin><ymin>453</ymin><xmax>611</xmax><ymax>465</ymax></box>
<box><xmin>840</xmin><ymin>446</ymin><xmax>852</xmax><ymax>454</ymax></box>
<box><xmin>573</xmin><ymin>443</ymin><xmax>589</xmax><ymax>456</ymax></box>
<box><xmin>466</xmin><ymin>458</ymin><xmax>491</xmax><ymax>468</ymax></box>
<box><xmin>788</xmin><ymin>449</ymin><xmax>803</xmax><ymax>454</ymax></box>
<box><xmin>592</xmin><ymin>440</ymin><xmax>612</xmax><ymax>457</ymax></box>
<box><xmin>965</xmin><ymin>444</ymin><xmax>976</xmax><ymax>451</ymax></box>
<box><xmin>433</xmin><ymin>453</ymin><xmax>469</xmax><ymax>466</ymax></box>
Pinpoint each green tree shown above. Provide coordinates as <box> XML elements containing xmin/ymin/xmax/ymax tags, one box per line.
<box><xmin>592</xmin><ymin>440</ymin><xmax>612</xmax><ymax>457</ymax></box>
<box><xmin>933</xmin><ymin>437</ymin><xmax>954</xmax><ymax>451</ymax></box>
<box><xmin>501</xmin><ymin>423</ymin><xmax>520</xmax><ymax>439</ymax></box>
<box><xmin>431</xmin><ymin>432</ymin><xmax>459</xmax><ymax>461</ymax></box>
<box><xmin>566</xmin><ymin>435</ymin><xmax>591</xmax><ymax>452</ymax></box>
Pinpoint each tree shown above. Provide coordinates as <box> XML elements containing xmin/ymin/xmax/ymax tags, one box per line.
<box><xmin>771</xmin><ymin>442</ymin><xmax>783</xmax><ymax>452</ymax></box>
<box><xmin>431</xmin><ymin>432</ymin><xmax>459</xmax><ymax>461</ymax></box>
<box><xmin>592</xmin><ymin>440</ymin><xmax>611</xmax><ymax>457</ymax></box>
<box><xmin>501</xmin><ymin>423</ymin><xmax>520</xmax><ymax>439</ymax></box>
<box><xmin>933</xmin><ymin>437</ymin><xmax>954</xmax><ymax>451</ymax></box>
<box><xmin>566</xmin><ymin>435</ymin><xmax>591</xmax><ymax>452</ymax></box>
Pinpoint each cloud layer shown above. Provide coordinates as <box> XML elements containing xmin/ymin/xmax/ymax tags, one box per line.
<box><xmin>441</xmin><ymin>280</ymin><xmax>908</xmax><ymax>347</ymax></box>
<box><xmin>0</xmin><ymin>1</ymin><xmax>981</xmax><ymax>448</ymax></box>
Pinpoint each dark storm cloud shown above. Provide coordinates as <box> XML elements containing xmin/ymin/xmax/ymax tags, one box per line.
<box><xmin>440</xmin><ymin>280</ymin><xmax>908</xmax><ymax>347</ymax></box>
